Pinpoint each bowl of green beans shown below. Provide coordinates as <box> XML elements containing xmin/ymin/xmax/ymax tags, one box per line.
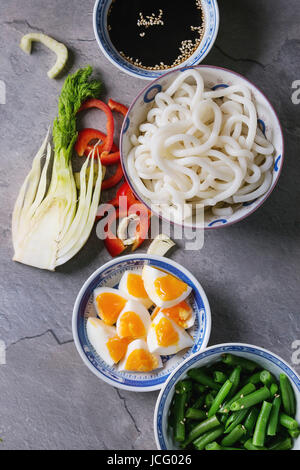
<box><xmin>154</xmin><ymin>343</ymin><xmax>300</xmax><ymax>450</ymax></box>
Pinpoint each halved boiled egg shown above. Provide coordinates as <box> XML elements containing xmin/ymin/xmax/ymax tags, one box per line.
<box><xmin>86</xmin><ymin>317</ymin><xmax>130</xmax><ymax>366</ymax></box>
<box><xmin>142</xmin><ymin>265</ymin><xmax>192</xmax><ymax>308</ymax></box>
<box><xmin>118</xmin><ymin>339</ymin><xmax>162</xmax><ymax>372</ymax></box>
<box><xmin>118</xmin><ymin>270</ymin><xmax>153</xmax><ymax>308</ymax></box>
<box><xmin>116</xmin><ymin>299</ymin><xmax>151</xmax><ymax>340</ymax></box>
<box><xmin>93</xmin><ymin>287</ymin><xmax>128</xmax><ymax>326</ymax></box>
<box><xmin>151</xmin><ymin>300</ymin><xmax>195</xmax><ymax>329</ymax></box>
<box><xmin>147</xmin><ymin>310</ymin><xmax>193</xmax><ymax>355</ymax></box>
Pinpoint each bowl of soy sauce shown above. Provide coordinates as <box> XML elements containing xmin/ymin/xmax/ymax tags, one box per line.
<box><xmin>93</xmin><ymin>0</ymin><xmax>219</xmax><ymax>80</ymax></box>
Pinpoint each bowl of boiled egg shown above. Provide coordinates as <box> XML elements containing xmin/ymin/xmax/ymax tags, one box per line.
<box><xmin>72</xmin><ymin>254</ymin><xmax>211</xmax><ymax>391</ymax></box>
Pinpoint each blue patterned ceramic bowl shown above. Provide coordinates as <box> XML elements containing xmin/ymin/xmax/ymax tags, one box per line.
<box><xmin>120</xmin><ymin>65</ymin><xmax>284</xmax><ymax>229</ymax></box>
<box><xmin>72</xmin><ymin>254</ymin><xmax>211</xmax><ymax>392</ymax></box>
<box><xmin>154</xmin><ymin>343</ymin><xmax>300</xmax><ymax>449</ymax></box>
<box><xmin>93</xmin><ymin>0</ymin><xmax>219</xmax><ymax>80</ymax></box>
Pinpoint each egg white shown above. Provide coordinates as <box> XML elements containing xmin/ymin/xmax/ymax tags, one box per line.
<box><xmin>147</xmin><ymin>310</ymin><xmax>194</xmax><ymax>355</ymax></box>
<box><xmin>118</xmin><ymin>270</ymin><xmax>153</xmax><ymax>308</ymax></box>
<box><xmin>142</xmin><ymin>265</ymin><xmax>192</xmax><ymax>308</ymax></box>
<box><xmin>86</xmin><ymin>317</ymin><xmax>118</xmax><ymax>366</ymax></box>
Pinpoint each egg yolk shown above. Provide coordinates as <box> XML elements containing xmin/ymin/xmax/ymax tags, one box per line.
<box><xmin>127</xmin><ymin>273</ymin><xmax>148</xmax><ymax>299</ymax></box>
<box><xmin>118</xmin><ymin>311</ymin><xmax>146</xmax><ymax>339</ymax></box>
<box><xmin>155</xmin><ymin>317</ymin><xmax>179</xmax><ymax>347</ymax></box>
<box><xmin>154</xmin><ymin>274</ymin><xmax>188</xmax><ymax>301</ymax></box>
<box><xmin>161</xmin><ymin>301</ymin><xmax>192</xmax><ymax>328</ymax></box>
<box><xmin>124</xmin><ymin>349</ymin><xmax>158</xmax><ymax>372</ymax></box>
<box><xmin>96</xmin><ymin>292</ymin><xmax>127</xmax><ymax>325</ymax></box>
<box><xmin>106</xmin><ymin>335</ymin><xmax>130</xmax><ymax>363</ymax></box>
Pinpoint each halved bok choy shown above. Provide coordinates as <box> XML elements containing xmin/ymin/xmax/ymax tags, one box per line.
<box><xmin>12</xmin><ymin>66</ymin><xmax>102</xmax><ymax>270</ymax></box>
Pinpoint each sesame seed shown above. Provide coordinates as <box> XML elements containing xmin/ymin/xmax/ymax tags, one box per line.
<box><xmin>111</xmin><ymin>2</ymin><xmax>205</xmax><ymax>71</ymax></box>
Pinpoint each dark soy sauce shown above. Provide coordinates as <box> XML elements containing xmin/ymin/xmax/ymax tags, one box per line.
<box><xmin>107</xmin><ymin>0</ymin><xmax>204</xmax><ymax>70</ymax></box>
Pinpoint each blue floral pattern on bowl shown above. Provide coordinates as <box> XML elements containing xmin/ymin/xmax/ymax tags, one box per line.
<box><xmin>73</xmin><ymin>254</ymin><xmax>211</xmax><ymax>392</ymax></box>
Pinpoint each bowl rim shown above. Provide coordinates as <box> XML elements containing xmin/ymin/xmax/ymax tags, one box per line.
<box><xmin>120</xmin><ymin>64</ymin><xmax>285</xmax><ymax>230</ymax></box>
<box><xmin>72</xmin><ymin>253</ymin><xmax>212</xmax><ymax>392</ymax></box>
<box><xmin>154</xmin><ymin>342</ymin><xmax>300</xmax><ymax>449</ymax></box>
<box><xmin>92</xmin><ymin>0</ymin><xmax>220</xmax><ymax>80</ymax></box>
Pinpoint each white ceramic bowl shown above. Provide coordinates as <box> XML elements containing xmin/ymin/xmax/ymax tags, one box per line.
<box><xmin>154</xmin><ymin>343</ymin><xmax>300</xmax><ymax>449</ymax></box>
<box><xmin>72</xmin><ymin>254</ymin><xmax>211</xmax><ymax>392</ymax></box>
<box><xmin>93</xmin><ymin>0</ymin><xmax>219</xmax><ymax>80</ymax></box>
<box><xmin>120</xmin><ymin>65</ymin><xmax>284</xmax><ymax>229</ymax></box>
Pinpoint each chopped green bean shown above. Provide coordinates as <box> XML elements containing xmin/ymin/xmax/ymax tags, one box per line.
<box><xmin>227</xmin><ymin>366</ymin><xmax>241</xmax><ymax>399</ymax></box>
<box><xmin>260</xmin><ymin>370</ymin><xmax>276</xmax><ymax>388</ymax></box>
<box><xmin>205</xmin><ymin>441</ymin><xmax>244</xmax><ymax>450</ymax></box>
<box><xmin>205</xmin><ymin>392</ymin><xmax>217</xmax><ymax>408</ymax></box>
<box><xmin>176</xmin><ymin>380</ymin><xmax>192</xmax><ymax>395</ymax></box>
<box><xmin>187</xmin><ymin>368</ymin><xmax>221</xmax><ymax>391</ymax></box>
<box><xmin>230</xmin><ymin>386</ymin><xmax>270</xmax><ymax>411</ymax></box>
<box><xmin>249</xmin><ymin>372</ymin><xmax>262</xmax><ymax>385</ymax></box>
<box><xmin>244</xmin><ymin>407</ymin><xmax>260</xmax><ymax>434</ymax></box>
<box><xmin>207</xmin><ymin>380</ymin><xmax>233</xmax><ymax>418</ymax></box>
<box><xmin>193</xmin><ymin>383</ymin><xmax>206</xmax><ymax>394</ymax></box>
<box><xmin>182</xmin><ymin>415</ymin><xmax>221</xmax><ymax>447</ymax></box>
<box><xmin>173</xmin><ymin>380</ymin><xmax>192</xmax><ymax>442</ymax></box>
<box><xmin>267</xmin><ymin>395</ymin><xmax>281</xmax><ymax>436</ymax></box>
<box><xmin>225</xmin><ymin>409</ymin><xmax>248</xmax><ymax>434</ymax></box>
<box><xmin>286</xmin><ymin>377</ymin><xmax>296</xmax><ymax>417</ymax></box>
<box><xmin>252</xmin><ymin>401</ymin><xmax>272</xmax><ymax>447</ymax></box>
<box><xmin>268</xmin><ymin>437</ymin><xmax>293</xmax><ymax>450</ymax></box>
<box><xmin>219</xmin><ymin>383</ymin><xmax>256</xmax><ymax>413</ymax></box>
<box><xmin>221</xmin><ymin>354</ymin><xmax>258</xmax><ymax>372</ymax></box>
<box><xmin>244</xmin><ymin>439</ymin><xmax>267</xmax><ymax>450</ymax></box>
<box><xmin>193</xmin><ymin>425</ymin><xmax>224</xmax><ymax>450</ymax></box>
<box><xmin>205</xmin><ymin>441</ymin><xmax>222</xmax><ymax>450</ymax></box>
<box><xmin>213</xmin><ymin>371</ymin><xmax>227</xmax><ymax>384</ymax></box>
<box><xmin>192</xmin><ymin>396</ymin><xmax>205</xmax><ymax>409</ymax></box>
<box><xmin>270</xmin><ymin>383</ymin><xmax>279</xmax><ymax>396</ymax></box>
<box><xmin>288</xmin><ymin>428</ymin><xmax>300</xmax><ymax>438</ymax></box>
<box><xmin>185</xmin><ymin>408</ymin><xmax>207</xmax><ymax>421</ymax></box>
<box><xmin>221</xmin><ymin>424</ymin><xmax>246</xmax><ymax>447</ymax></box>
<box><xmin>279</xmin><ymin>374</ymin><xmax>292</xmax><ymax>416</ymax></box>
<box><xmin>279</xmin><ymin>412</ymin><xmax>299</xmax><ymax>430</ymax></box>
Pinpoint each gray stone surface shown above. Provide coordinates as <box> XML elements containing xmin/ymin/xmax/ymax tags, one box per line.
<box><xmin>0</xmin><ymin>0</ymin><xmax>299</xmax><ymax>450</ymax></box>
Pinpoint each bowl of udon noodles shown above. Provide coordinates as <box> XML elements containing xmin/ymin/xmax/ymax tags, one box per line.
<box><xmin>120</xmin><ymin>66</ymin><xmax>284</xmax><ymax>229</ymax></box>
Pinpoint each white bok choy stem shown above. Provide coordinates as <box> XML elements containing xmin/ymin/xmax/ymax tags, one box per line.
<box><xmin>12</xmin><ymin>66</ymin><xmax>102</xmax><ymax>270</ymax></box>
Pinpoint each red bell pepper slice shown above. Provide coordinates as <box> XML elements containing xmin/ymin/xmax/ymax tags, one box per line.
<box><xmin>75</xmin><ymin>128</ymin><xmax>120</xmax><ymax>165</ymax></box>
<box><xmin>129</xmin><ymin>202</ymin><xmax>151</xmax><ymax>252</ymax></box>
<box><xmin>108</xmin><ymin>99</ymin><xmax>128</xmax><ymax>117</ymax></box>
<box><xmin>78</xmin><ymin>99</ymin><xmax>114</xmax><ymax>155</ymax></box>
<box><xmin>106</xmin><ymin>182</ymin><xmax>138</xmax><ymax>208</ymax></box>
<box><xmin>103</xmin><ymin>208</ymin><xmax>127</xmax><ymax>257</ymax></box>
<box><xmin>101</xmin><ymin>163</ymin><xmax>124</xmax><ymax>190</ymax></box>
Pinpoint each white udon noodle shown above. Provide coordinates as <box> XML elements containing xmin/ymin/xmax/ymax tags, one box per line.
<box><xmin>127</xmin><ymin>70</ymin><xmax>275</xmax><ymax>222</ymax></box>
